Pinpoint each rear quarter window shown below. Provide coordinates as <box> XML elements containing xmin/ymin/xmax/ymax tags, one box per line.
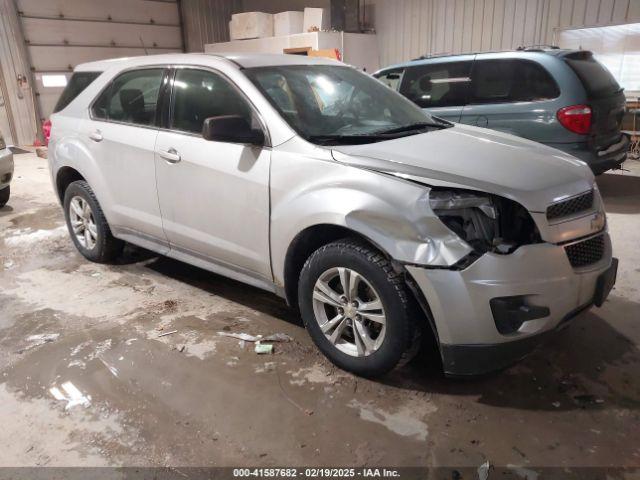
<box><xmin>53</xmin><ymin>71</ymin><xmax>101</xmax><ymax>113</ymax></box>
<box><xmin>471</xmin><ymin>59</ymin><xmax>560</xmax><ymax>104</ymax></box>
<box><xmin>564</xmin><ymin>51</ymin><xmax>621</xmax><ymax>98</ymax></box>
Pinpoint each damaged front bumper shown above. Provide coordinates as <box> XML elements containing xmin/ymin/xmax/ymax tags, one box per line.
<box><xmin>406</xmin><ymin>232</ymin><xmax>616</xmax><ymax>376</ymax></box>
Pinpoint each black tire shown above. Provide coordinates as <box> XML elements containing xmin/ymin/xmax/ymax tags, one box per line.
<box><xmin>298</xmin><ymin>238</ymin><xmax>418</xmax><ymax>378</ymax></box>
<box><xmin>63</xmin><ymin>180</ymin><xmax>124</xmax><ymax>263</ymax></box>
<box><xmin>0</xmin><ymin>185</ymin><xmax>9</xmax><ymax>208</ymax></box>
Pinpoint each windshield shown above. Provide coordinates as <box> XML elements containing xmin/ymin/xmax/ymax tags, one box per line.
<box><xmin>244</xmin><ymin>65</ymin><xmax>449</xmax><ymax>145</ymax></box>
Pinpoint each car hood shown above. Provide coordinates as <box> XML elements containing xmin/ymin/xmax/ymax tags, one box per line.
<box><xmin>331</xmin><ymin>124</ymin><xmax>594</xmax><ymax>213</ymax></box>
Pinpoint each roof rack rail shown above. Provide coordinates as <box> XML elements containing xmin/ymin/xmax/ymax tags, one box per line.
<box><xmin>516</xmin><ymin>44</ymin><xmax>560</xmax><ymax>52</ymax></box>
<box><xmin>412</xmin><ymin>52</ymin><xmax>454</xmax><ymax>61</ymax></box>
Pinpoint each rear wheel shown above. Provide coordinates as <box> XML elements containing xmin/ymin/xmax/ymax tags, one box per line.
<box><xmin>0</xmin><ymin>185</ymin><xmax>9</xmax><ymax>208</ymax></box>
<box><xmin>63</xmin><ymin>180</ymin><xmax>123</xmax><ymax>263</ymax></box>
<box><xmin>298</xmin><ymin>238</ymin><xmax>418</xmax><ymax>377</ymax></box>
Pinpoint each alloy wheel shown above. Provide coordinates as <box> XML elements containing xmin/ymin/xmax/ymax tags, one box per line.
<box><xmin>69</xmin><ymin>196</ymin><xmax>98</xmax><ymax>250</ymax></box>
<box><xmin>312</xmin><ymin>267</ymin><xmax>386</xmax><ymax>357</ymax></box>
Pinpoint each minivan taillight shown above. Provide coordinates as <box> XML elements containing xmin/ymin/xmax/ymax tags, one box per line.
<box><xmin>42</xmin><ymin>119</ymin><xmax>52</xmax><ymax>145</ymax></box>
<box><xmin>557</xmin><ymin>105</ymin><xmax>591</xmax><ymax>134</ymax></box>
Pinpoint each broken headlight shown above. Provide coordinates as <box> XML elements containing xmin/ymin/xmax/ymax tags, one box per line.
<box><xmin>429</xmin><ymin>188</ymin><xmax>541</xmax><ymax>255</ymax></box>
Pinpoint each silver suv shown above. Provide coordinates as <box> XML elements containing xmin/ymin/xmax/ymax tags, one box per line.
<box><xmin>48</xmin><ymin>53</ymin><xmax>617</xmax><ymax>377</ymax></box>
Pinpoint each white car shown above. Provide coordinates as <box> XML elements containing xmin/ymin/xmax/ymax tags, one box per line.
<box><xmin>48</xmin><ymin>53</ymin><xmax>617</xmax><ymax>377</ymax></box>
<box><xmin>0</xmin><ymin>130</ymin><xmax>13</xmax><ymax>208</ymax></box>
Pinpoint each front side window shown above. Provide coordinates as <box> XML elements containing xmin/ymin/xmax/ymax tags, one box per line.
<box><xmin>245</xmin><ymin>65</ymin><xmax>445</xmax><ymax>144</ymax></box>
<box><xmin>170</xmin><ymin>69</ymin><xmax>253</xmax><ymax>134</ymax></box>
<box><xmin>399</xmin><ymin>62</ymin><xmax>472</xmax><ymax>108</ymax></box>
<box><xmin>92</xmin><ymin>68</ymin><xmax>164</xmax><ymax>126</ymax></box>
<box><xmin>470</xmin><ymin>59</ymin><xmax>560</xmax><ymax>104</ymax></box>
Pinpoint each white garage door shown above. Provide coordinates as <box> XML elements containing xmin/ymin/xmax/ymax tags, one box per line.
<box><xmin>16</xmin><ymin>0</ymin><xmax>183</xmax><ymax>120</ymax></box>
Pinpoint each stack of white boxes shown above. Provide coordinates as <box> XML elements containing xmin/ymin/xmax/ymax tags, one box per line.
<box><xmin>302</xmin><ymin>7</ymin><xmax>330</xmax><ymax>32</ymax></box>
<box><xmin>229</xmin><ymin>12</ymin><xmax>274</xmax><ymax>40</ymax></box>
<box><xmin>274</xmin><ymin>11</ymin><xmax>304</xmax><ymax>36</ymax></box>
<box><xmin>229</xmin><ymin>8</ymin><xmax>330</xmax><ymax>40</ymax></box>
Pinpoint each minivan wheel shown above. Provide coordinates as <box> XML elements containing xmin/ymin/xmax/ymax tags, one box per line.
<box><xmin>298</xmin><ymin>238</ymin><xmax>418</xmax><ymax>378</ymax></box>
<box><xmin>63</xmin><ymin>180</ymin><xmax>123</xmax><ymax>263</ymax></box>
<box><xmin>0</xmin><ymin>185</ymin><xmax>9</xmax><ymax>208</ymax></box>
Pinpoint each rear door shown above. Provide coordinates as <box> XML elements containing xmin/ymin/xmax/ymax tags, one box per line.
<box><xmin>81</xmin><ymin>67</ymin><xmax>168</xmax><ymax>249</ymax></box>
<box><xmin>397</xmin><ymin>58</ymin><xmax>474</xmax><ymax>122</ymax></box>
<box><xmin>459</xmin><ymin>58</ymin><xmax>561</xmax><ymax>141</ymax></box>
<box><xmin>562</xmin><ymin>51</ymin><xmax>626</xmax><ymax>151</ymax></box>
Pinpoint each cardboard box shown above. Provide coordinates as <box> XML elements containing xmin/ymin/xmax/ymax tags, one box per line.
<box><xmin>229</xmin><ymin>12</ymin><xmax>273</xmax><ymax>40</ymax></box>
<box><xmin>303</xmin><ymin>7</ymin><xmax>330</xmax><ymax>32</ymax></box>
<box><xmin>274</xmin><ymin>11</ymin><xmax>304</xmax><ymax>36</ymax></box>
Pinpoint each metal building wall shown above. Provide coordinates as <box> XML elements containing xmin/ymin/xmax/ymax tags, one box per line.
<box><xmin>181</xmin><ymin>0</ymin><xmax>242</xmax><ymax>52</ymax></box>
<box><xmin>371</xmin><ymin>0</ymin><xmax>640</xmax><ymax>68</ymax></box>
<box><xmin>16</xmin><ymin>0</ymin><xmax>183</xmax><ymax>120</ymax></box>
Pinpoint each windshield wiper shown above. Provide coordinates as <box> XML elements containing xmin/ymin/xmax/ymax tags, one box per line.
<box><xmin>307</xmin><ymin>134</ymin><xmax>389</xmax><ymax>145</ymax></box>
<box><xmin>372</xmin><ymin>121</ymin><xmax>448</xmax><ymax>135</ymax></box>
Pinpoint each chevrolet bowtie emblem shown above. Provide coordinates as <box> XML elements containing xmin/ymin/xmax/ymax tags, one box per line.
<box><xmin>591</xmin><ymin>212</ymin><xmax>606</xmax><ymax>231</ymax></box>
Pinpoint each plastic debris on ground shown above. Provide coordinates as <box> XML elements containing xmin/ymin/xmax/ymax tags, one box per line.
<box><xmin>157</xmin><ymin>329</ymin><xmax>178</xmax><ymax>338</ymax></box>
<box><xmin>217</xmin><ymin>332</ymin><xmax>292</xmax><ymax>342</ymax></box>
<box><xmin>254</xmin><ymin>343</ymin><xmax>274</xmax><ymax>354</ymax></box>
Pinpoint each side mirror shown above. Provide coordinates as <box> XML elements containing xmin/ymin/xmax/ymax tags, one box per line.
<box><xmin>202</xmin><ymin>115</ymin><xmax>265</xmax><ymax>146</ymax></box>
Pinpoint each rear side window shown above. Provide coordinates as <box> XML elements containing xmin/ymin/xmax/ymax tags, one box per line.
<box><xmin>564</xmin><ymin>51</ymin><xmax>621</xmax><ymax>98</ymax></box>
<box><xmin>53</xmin><ymin>71</ymin><xmax>101</xmax><ymax>113</ymax></box>
<box><xmin>92</xmin><ymin>68</ymin><xmax>164</xmax><ymax>126</ymax></box>
<box><xmin>399</xmin><ymin>62</ymin><xmax>472</xmax><ymax>108</ymax></box>
<box><xmin>375</xmin><ymin>68</ymin><xmax>405</xmax><ymax>91</ymax></box>
<box><xmin>471</xmin><ymin>59</ymin><xmax>559</xmax><ymax>104</ymax></box>
<box><xmin>171</xmin><ymin>69</ymin><xmax>253</xmax><ymax>135</ymax></box>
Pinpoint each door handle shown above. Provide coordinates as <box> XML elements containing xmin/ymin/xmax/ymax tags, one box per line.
<box><xmin>158</xmin><ymin>148</ymin><xmax>181</xmax><ymax>163</ymax></box>
<box><xmin>89</xmin><ymin>130</ymin><xmax>103</xmax><ymax>142</ymax></box>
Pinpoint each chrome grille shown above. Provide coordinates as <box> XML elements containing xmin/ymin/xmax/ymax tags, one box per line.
<box><xmin>546</xmin><ymin>190</ymin><xmax>594</xmax><ymax>221</ymax></box>
<box><xmin>565</xmin><ymin>235</ymin><xmax>605</xmax><ymax>268</ymax></box>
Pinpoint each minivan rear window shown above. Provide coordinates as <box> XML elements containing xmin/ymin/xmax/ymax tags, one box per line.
<box><xmin>53</xmin><ymin>71</ymin><xmax>101</xmax><ymax>113</ymax></box>
<box><xmin>564</xmin><ymin>51</ymin><xmax>621</xmax><ymax>98</ymax></box>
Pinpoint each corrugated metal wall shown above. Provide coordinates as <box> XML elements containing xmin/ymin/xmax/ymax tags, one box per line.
<box><xmin>16</xmin><ymin>0</ymin><xmax>183</xmax><ymax>120</ymax></box>
<box><xmin>181</xmin><ymin>0</ymin><xmax>242</xmax><ymax>52</ymax></box>
<box><xmin>371</xmin><ymin>0</ymin><xmax>640</xmax><ymax>68</ymax></box>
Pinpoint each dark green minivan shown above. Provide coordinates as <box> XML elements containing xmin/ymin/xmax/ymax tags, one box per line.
<box><xmin>374</xmin><ymin>48</ymin><xmax>628</xmax><ymax>174</ymax></box>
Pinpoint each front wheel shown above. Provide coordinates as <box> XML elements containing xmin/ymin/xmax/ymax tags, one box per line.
<box><xmin>298</xmin><ymin>239</ymin><xmax>419</xmax><ymax>377</ymax></box>
<box><xmin>63</xmin><ymin>180</ymin><xmax>124</xmax><ymax>263</ymax></box>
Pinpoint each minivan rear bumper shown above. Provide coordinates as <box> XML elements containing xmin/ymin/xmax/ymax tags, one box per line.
<box><xmin>547</xmin><ymin>135</ymin><xmax>628</xmax><ymax>175</ymax></box>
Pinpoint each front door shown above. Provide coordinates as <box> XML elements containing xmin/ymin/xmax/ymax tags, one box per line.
<box><xmin>154</xmin><ymin>67</ymin><xmax>271</xmax><ymax>280</ymax></box>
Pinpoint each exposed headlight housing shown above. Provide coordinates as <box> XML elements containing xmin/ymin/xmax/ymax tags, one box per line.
<box><xmin>429</xmin><ymin>188</ymin><xmax>541</xmax><ymax>255</ymax></box>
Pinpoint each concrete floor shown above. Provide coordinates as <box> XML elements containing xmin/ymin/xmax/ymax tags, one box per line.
<box><xmin>0</xmin><ymin>150</ymin><xmax>639</xmax><ymax>473</ymax></box>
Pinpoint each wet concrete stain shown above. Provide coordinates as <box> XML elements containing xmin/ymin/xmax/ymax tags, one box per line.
<box><xmin>1</xmin><ymin>153</ymin><xmax>640</xmax><ymax>471</ymax></box>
